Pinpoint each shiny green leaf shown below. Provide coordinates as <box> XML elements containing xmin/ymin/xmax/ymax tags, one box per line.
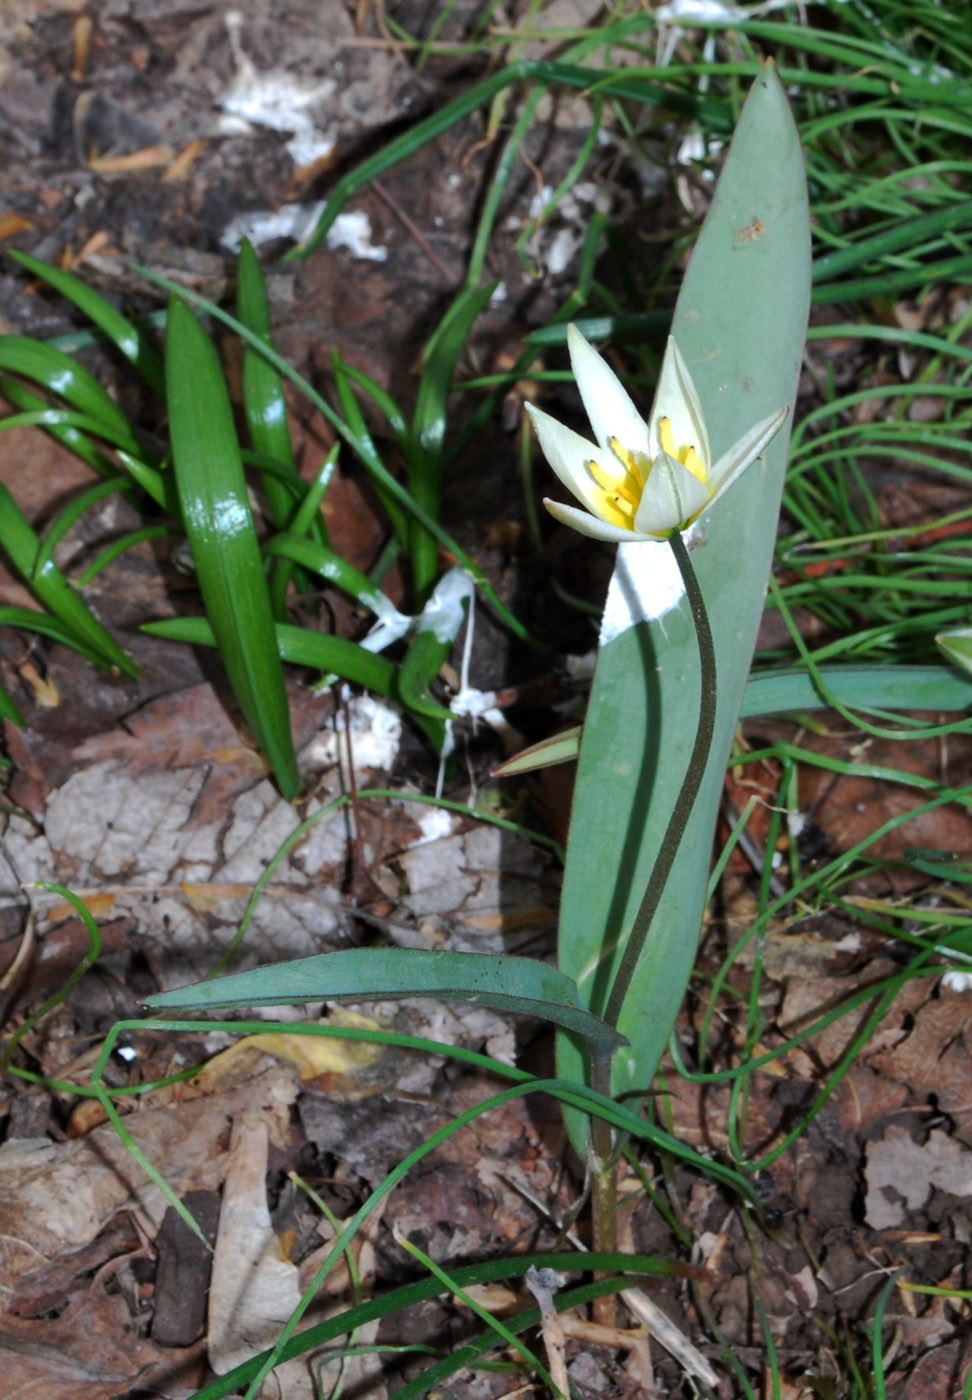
<box><xmin>0</xmin><ymin>483</ymin><xmax>137</xmax><ymax>676</ymax></box>
<box><xmin>142</xmin><ymin>614</ymin><xmax>400</xmax><ymax>697</ymax></box>
<box><xmin>0</xmin><ymin>335</ymin><xmax>137</xmax><ymax>444</ymax></box>
<box><xmin>8</xmin><ymin>249</ymin><xmax>165</xmax><ymax>396</ymax></box>
<box><xmin>409</xmin><ymin>282</ymin><xmax>496</xmax><ymax>600</ymax></box>
<box><xmin>236</xmin><ymin>238</ymin><xmax>303</xmax><ymax>534</ymax></box>
<box><xmin>165</xmin><ymin>296</ymin><xmax>299</xmax><ymax>798</ymax></box>
<box><xmin>399</xmin><ymin>567</ymin><xmax>472</xmax><ymax>722</ymax></box>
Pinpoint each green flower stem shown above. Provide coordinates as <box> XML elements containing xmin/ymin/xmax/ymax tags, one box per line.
<box><xmin>602</xmin><ymin>530</ymin><xmax>718</xmax><ymax>1033</ymax></box>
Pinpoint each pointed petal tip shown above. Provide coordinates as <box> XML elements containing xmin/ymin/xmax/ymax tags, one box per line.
<box><xmin>543</xmin><ymin>497</ymin><xmax>662</xmax><ymax>545</ymax></box>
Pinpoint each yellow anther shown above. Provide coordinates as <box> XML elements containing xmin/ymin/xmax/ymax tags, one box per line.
<box><xmin>610</xmin><ymin>436</ymin><xmax>647</xmax><ymax>489</ymax></box>
<box><xmin>682</xmin><ymin>444</ymin><xmax>707</xmax><ymax>484</ymax></box>
<box><xmin>582</xmin><ymin>459</ymin><xmax>635</xmax><ymax>529</ymax></box>
<box><xmin>588</xmin><ymin>458</ymin><xmax>637</xmax><ymax>508</ymax></box>
<box><xmin>658</xmin><ymin>417</ymin><xmax>706</xmax><ymax>484</ymax></box>
<box><xmin>609</xmin><ymin>436</ymin><xmax>633</xmax><ymax>471</ymax></box>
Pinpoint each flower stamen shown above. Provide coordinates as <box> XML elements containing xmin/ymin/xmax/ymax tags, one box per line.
<box><xmin>585</xmin><ymin>460</ymin><xmax>635</xmax><ymax>524</ymax></box>
<box><xmin>658</xmin><ymin>417</ymin><xmax>707</xmax><ymax>485</ymax></box>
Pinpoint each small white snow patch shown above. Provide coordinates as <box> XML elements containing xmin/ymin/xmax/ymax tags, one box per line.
<box><xmin>325</xmin><ymin>210</ymin><xmax>388</xmax><ymax>262</ymax></box>
<box><xmin>306</xmin><ymin>694</ymin><xmax>402</xmax><ymax>776</ymax></box>
<box><xmin>408</xmin><ymin>805</ymin><xmax>459</xmax><ymax>848</ymax></box>
<box><xmin>420</xmin><ymin>569</ymin><xmax>474</xmax><ymax>646</ymax></box>
<box><xmin>655</xmin><ymin>0</ymin><xmax>745</xmax><ymax>20</ymax></box>
<box><xmin>546</xmin><ymin>228</ymin><xmax>580</xmax><ymax>277</ymax></box>
<box><xmin>599</xmin><ymin>533</ymin><xmax>702</xmax><ymax>644</ymax></box>
<box><xmin>219</xmin><ymin>11</ymin><xmax>336</xmax><ymax>170</ymax></box>
<box><xmin>221</xmin><ymin>200</ymin><xmax>325</xmax><ymax>252</ymax></box>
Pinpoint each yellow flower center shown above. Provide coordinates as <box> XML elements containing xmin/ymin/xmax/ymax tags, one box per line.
<box><xmin>585</xmin><ymin>418</ymin><xmax>706</xmax><ymax>531</ymax></box>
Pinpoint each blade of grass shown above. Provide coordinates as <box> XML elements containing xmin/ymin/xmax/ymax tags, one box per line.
<box><xmin>0</xmin><ymin>380</ymin><xmax>119</xmax><ymax>478</ymax></box>
<box><xmin>267</xmin><ymin>445</ymin><xmax>338</xmax><ymax>618</ymax></box>
<box><xmin>264</xmin><ymin>533</ymin><xmax>411</xmax><ymax>647</ymax></box>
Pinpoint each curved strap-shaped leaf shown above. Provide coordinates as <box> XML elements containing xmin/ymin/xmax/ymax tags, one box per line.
<box><xmin>145</xmin><ymin>947</ymin><xmax>627</xmax><ymax>1057</ymax></box>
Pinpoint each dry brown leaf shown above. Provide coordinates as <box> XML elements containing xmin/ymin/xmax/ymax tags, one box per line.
<box><xmin>865</xmin><ymin>1125</ymin><xmax>972</xmax><ymax>1229</ymax></box>
<box><xmin>0</xmin><ymin>1064</ymin><xmax>297</xmax><ymax>1286</ymax></box>
<box><xmin>207</xmin><ymin>1113</ymin><xmax>301</xmax><ymax>1376</ymax></box>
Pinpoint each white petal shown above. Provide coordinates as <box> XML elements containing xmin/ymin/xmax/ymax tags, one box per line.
<box><xmin>708</xmin><ymin>405</ymin><xmax>788</xmax><ymax>501</ymax></box>
<box><xmin>633</xmin><ymin>455</ymin><xmax>710</xmax><ymax>534</ymax></box>
<box><xmin>567</xmin><ymin>324</ymin><xmax>651</xmax><ymax>459</ymax></box>
<box><xmin>526</xmin><ymin>403</ymin><xmax>626</xmax><ymax>520</ymax></box>
<box><xmin>647</xmin><ymin>338</ymin><xmax>710</xmax><ymax>469</ymax></box>
<box><xmin>543</xmin><ymin>497</ymin><xmax>659</xmax><ymax>544</ymax></box>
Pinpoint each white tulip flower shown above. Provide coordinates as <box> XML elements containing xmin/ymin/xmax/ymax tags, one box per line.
<box><xmin>526</xmin><ymin>324</ymin><xmax>788</xmax><ymax>542</ymax></box>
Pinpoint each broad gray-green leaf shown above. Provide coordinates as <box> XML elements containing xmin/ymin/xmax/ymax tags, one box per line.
<box><xmin>556</xmin><ymin>64</ymin><xmax>812</xmax><ymax>1150</ymax></box>
<box><xmin>145</xmin><ymin>948</ymin><xmax>627</xmax><ymax>1057</ymax></box>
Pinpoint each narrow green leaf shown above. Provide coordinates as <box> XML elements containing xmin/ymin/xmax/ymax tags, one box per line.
<box><xmin>336</xmin><ymin>358</ymin><xmax>409</xmax><ymax>444</ymax></box>
<box><xmin>409</xmin><ymin>282</ymin><xmax>496</xmax><ymax>600</ymax></box>
<box><xmin>264</xmin><ymin>533</ymin><xmax>409</xmax><ymax>636</ymax></box>
<box><xmin>115</xmin><ymin>448</ymin><xmax>173</xmax><ymax>511</ymax></box>
<box><xmin>164</xmin><ymin>296</ymin><xmax>299</xmax><ymax>798</ymax></box>
<box><xmin>744</xmin><ymin>663</ymin><xmax>972</xmax><ymax>716</ymax></box>
<box><xmin>398</xmin><ymin>567</ymin><xmax>472</xmax><ymax>721</ymax></box>
<box><xmin>144</xmin><ymin>947</ymin><xmax>627</xmax><ymax>1056</ymax></box>
<box><xmin>78</xmin><ymin>526</ymin><xmax>177</xmax><ymax>585</ymax></box>
<box><xmin>492</xmin><ymin>727</ymin><xmax>582</xmax><ymax>776</ymax></box>
<box><xmin>0</xmin><ymin>604</ymin><xmax>113</xmax><ymax>664</ymax></box>
<box><xmin>0</xmin><ymin>335</ymin><xmax>136</xmax><ymax>443</ymax></box>
<box><xmin>0</xmin><ymin>483</ymin><xmax>137</xmax><ymax>676</ymax></box>
<box><xmin>142</xmin><ymin>615</ymin><xmax>400</xmax><ymax>697</ymax></box>
<box><xmin>236</xmin><ymin>238</ymin><xmax>302</xmax><ymax>533</ymax></box>
<box><xmin>493</xmin><ymin>664</ymin><xmax>972</xmax><ymax>779</ymax></box>
<box><xmin>937</xmin><ymin>628</ymin><xmax>972</xmax><ymax>679</ymax></box>
<box><xmin>8</xmin><ymin>249</ymin><xmax>165</xmax><ymax>396</ymax></box>
<box><xmin>331</xmin><ymin>352</ymin><xmax>409</xmax><ymax>545</ymax></box>
<box><xmin>267</xmin><ymin>446</ymin><xmax>337</xmax><ymax>618</ymax></box>
<box><xmin>0</xmin><ymin>681</ymin><xmax>24</xmax><ymax>726</ymax></box>
<box><xmin>812</xmin><ymin>198</ymin><xmax>972</xmax><ymax>284</ymax></box>
<box><xmin>35</xmin><ymin>476</ymin><xmax>131</xmax><ymax>575</ymax></box>
<box><xmin>0</xmin><ymin>380</ymin><xmax>117</xmax><ymax>478</ymax></box>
